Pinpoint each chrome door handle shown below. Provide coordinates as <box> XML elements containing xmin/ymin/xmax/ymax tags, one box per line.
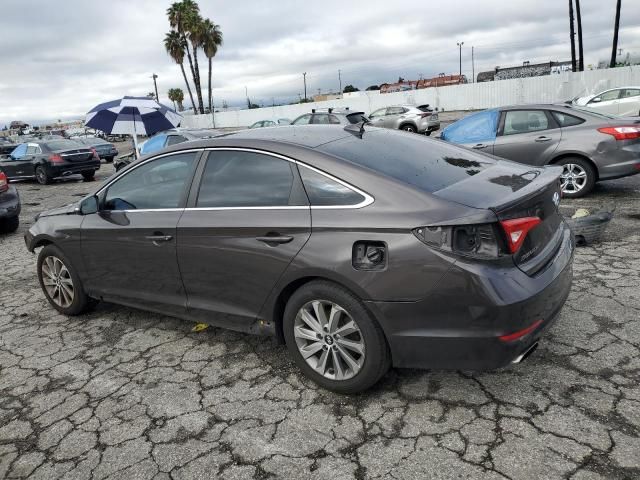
<box><xmin>472</xmin><ymin>144</ymin><xmax>487</xmax><ymax>149</ymax></box>
<box><xmin>256</xmin><ymin>235</ymin><xmax>293</xmax><ymax>245</ymax></box>
<box><xmin>535</xmin><ymin>136</ymin><xmax>552</xmax><ymax>142</ymax></box>
<box><xmin>145</xmin><ymin>234</ymin><xmax>173</xmax><ymax>245</ymax></box>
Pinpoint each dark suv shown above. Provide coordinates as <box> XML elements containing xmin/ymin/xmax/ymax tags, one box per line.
<box><xmin>0</xmin><ymin>139</ymin><xmax>100</xmax><ymax>185</ymax></box>
<box><xmin>291</xmin><ymin>108</ymin><xmax>368</xmax><ymax>126</ymax></box>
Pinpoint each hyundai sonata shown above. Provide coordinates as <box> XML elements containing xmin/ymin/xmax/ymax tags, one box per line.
<box><xmin>25</xmin><ymin>125</ymin><xmax>574</xmax><ymax>393</ymax></box>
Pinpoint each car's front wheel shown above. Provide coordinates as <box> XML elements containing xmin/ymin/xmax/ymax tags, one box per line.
<box><xmin>37</xmin><ymin>244</ymin><xmax>96</xmax><ymax>315</ymax></box>
<box><xmin>557</xmin><ymin>157</ymin><xmax>596</xmax><ymax>198</ymax></box>
<box><xmin>400</xmin><ymin>124</ymin><xmax>417</xmax><ymax>133</ymax></box>
<box><xmin>283</xmin><ymin>281</ymin><xmax>390</xmax><ymax>394</ymax></box>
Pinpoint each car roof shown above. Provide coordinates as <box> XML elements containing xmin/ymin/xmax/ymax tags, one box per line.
<box><xmin>204</xmin><ymin>125</ymin><xmax>353</xmax><ymax>148</ymax></box>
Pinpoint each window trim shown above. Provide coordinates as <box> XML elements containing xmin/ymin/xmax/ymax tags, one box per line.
<box><xmin>187</xmin><ymin>147</ymin><xmax>374</xmax><ymax>210</ymax></box>
<box><xmin>497</xmin><ymin>109</ymin><xmax>557</xmax><ymax>137</ymax></box>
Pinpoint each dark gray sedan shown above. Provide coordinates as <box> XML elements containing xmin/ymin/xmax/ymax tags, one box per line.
<box><xmin>441</xmin><ymin>104</ymin><xmax>640</xmax><ymax>197</ymax></box>
<box><xmin>77</xmin><ymin>137</ymin><xmax>119</xmax><ymax>162</ymax></box>
<box><xmin>25</xmin><ymin>126</ymin><xmax>574</xmax><ymax>393</ymax></box>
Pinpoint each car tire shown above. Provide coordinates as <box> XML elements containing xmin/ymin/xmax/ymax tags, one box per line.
<box><xmin>556</xmin><ymin>157</ymin><xmax>596</xmax><ymax>198</ymax></box>
<box><xmin>400</xmin><ymin>124</ymin><xmax>417</xmax><ymax>133</ymax></box>
<box><xmin>425</xmin><ymin>130</ymin><xmax>432</xmax><ymax>136</ymax></box>
<box><xmin>105</xmin><ymin>157</ymin><xmax>114</xmax><ymax>163</ymax></box>
<box><xmin>82</xmin><ymin>172</ymin><xmax>95</xmax><ymax>181</ymax></box>
<box><xmin>283</xmin><ymin>280</ymin><xmax>390</xmax><ymax>394</ymax></box>
<box><xmin>37</xmin><ymin>244</ymin><xmax>96</xmax><ymax>315</ymax></box>
<box><xmin>35</xmin><ymin>165</ymin><xmax>51</xmax><ymax>185</ymax></box>
<box><xmin>0</xmin><ymin>215</ymin><xmax>19</xmax><ymax>233</ymax></box>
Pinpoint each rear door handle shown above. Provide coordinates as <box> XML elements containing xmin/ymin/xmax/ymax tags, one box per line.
<box><xmin>256</xmin><ymin>235</ymin><xmax>293</xmax><ymax>245</ymax></box>
<box><xmin>535</xmin><ymin>136</ymin><xmax>552</xmax><ymax>142</ymax></box>
<box><xmin>145</xmin><ymin>234</ymin><xmax>173</xmax><ymax>245</ymax></box>
<box><xmin>472</xmin><ymin>143</ymin><xmax>488</xmax><ymax>149</ymax></box>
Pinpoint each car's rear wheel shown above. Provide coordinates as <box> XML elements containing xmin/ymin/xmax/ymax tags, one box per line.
<box><xmin>400</xmin><ymin>124</ymin><xmax>417</xmax><ymax>133</ymax></box>
<box><xmin>35</xmin><ymin>166</ymin><xmax>51</xmax><ymax>185</ymax></box>
<box><xmin>82</xmin><ymin>172</ymin><xmax>95</xmax><ymax>181</ymax></box>
<box><xmin>0</xmin><ymin>215</ymin><xmax>19</xmax><ymax>233</ymax></box>
<box><xmin>105</xmin><ymin>157</ymin><xmax>114</xmax><ymax>163</ymax></box>
<box><xmin>283</xmin><ymin>281</ymin><xmax>390</xmax><ymax>393</ymax></box>
<box><xmin>425</xmin><ymin>130</ymin><xmax>432</xmax><ymax>136</ymax></box>
<box><xmin>37</xmin><ymin>244</ymin><xmax>95</xmax><ymax>315</ymax></box>
<box><xmin>557</xmin><ymin>157</ymin><xmax>596</xmax><ymax>198</ymax></box>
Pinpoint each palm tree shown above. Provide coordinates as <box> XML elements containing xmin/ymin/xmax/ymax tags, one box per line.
<box><xmin>610</xmin><ymin>0</ymin><xmax>622</xmax><ymax>68</ymax></box>
<box><xmin>168</xmin><ymin>88</ymin><xmax>185</xmax><ymax>111</ymax></box>
<box><xmin>164</xmin><ymin>31</ymin><xmax>196</xmax><ymax>111</ymax></box>
<box><xmin>202</xmin><ymin>19</ymin><xmax>223</xmax><ymax>115</ymax></box>
<box><xmin>568</xmin><ymin>0</ymin><xmax>576</xmax><ymax>72</ymax></box>
<box><xmin>186</xmin><ymin>13</ymin><xmax>206</xmax><ymax>114</ymax></box>
<box><xmin>167</xmin><ymin>1</ymin><xmax>202</xmax><ymax>111</ymax></box>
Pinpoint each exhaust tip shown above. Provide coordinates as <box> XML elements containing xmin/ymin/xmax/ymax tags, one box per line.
<box><xmin>512</xmin><ymin>342</ymin><xmax>539</xmax><ymax>364</ymax></box>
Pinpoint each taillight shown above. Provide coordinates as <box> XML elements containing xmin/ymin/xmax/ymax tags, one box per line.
<box><xmin>498</xmin><ymin>319</ymin><xmax>543</xmax><ymax>342</ymax></box>
<box><xmin>413</xmin><ymin>223</ymin><xmax>503</xmax><ymax>259</ymax></box>
<box><xmin>420</xmin><ymin>112</ymin><xmax>432</xmax><ymax>118</ymax></box>
<box><xmin>499</xmin><ymin>217</ymin><xmax>541</xmax><ymax>254</ymax></box>
<box><xmin>597</xmin><ymin>126</ymin><xmax>640</xmax><ymax>140</ymax></box>
<box><xmin>90</xmin><ymin>148</ymin><xmax>99</xmax><ymax>159</ymax></box>
<box><xmin>0</xmin><ymin>171</ymin><xmax>8</xmax><ymax>193</ymax></box>
<box><xmin>49</xmin><ymin>153</ymin><xmax>64</xmax><ymax>164</ymax></box>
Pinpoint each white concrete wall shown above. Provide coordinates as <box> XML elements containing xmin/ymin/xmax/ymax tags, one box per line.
<box><xmin>182</xmin><ymin>66</ymin><xmax>640</xmax><ymax>129</ymax></box>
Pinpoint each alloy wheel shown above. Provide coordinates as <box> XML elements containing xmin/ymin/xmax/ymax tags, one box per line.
<box><xmin>41</xmin><ymin>256</ymin><xmax>75</xmax><ymax>308</ymax></box>
<box><xmin>293</xmin><ymin>300</ymin><xmax>365</xmax><ymax>381</ymax></box>
<box><xmin>36</xmin><ymin>168</ymin><xmax>47</xmax><ymax>184</ymax></box>
<box><xmin>560</xmin><ymin>163</ymin><xmax>587</xmax><ymax>194</ymax></box>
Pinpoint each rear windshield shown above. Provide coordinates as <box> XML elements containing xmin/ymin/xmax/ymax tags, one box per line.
<box><xmin>45</xmin><ymin>140</ymin><xmax>83</xmax><ymax>150</ymax></box>
<box><xmin>317</xmin><ymin>130</ymin><xmax>495</xmax><ymax>193</ymax></box>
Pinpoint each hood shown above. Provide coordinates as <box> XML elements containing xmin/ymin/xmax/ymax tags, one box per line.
<box><xmin>37</xmin><ymin>202</ymin><xmax>79</xmax><ymax>219</ymax></box>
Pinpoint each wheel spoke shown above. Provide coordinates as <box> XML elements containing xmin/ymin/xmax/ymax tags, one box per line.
<box><xmin>327</xmin><ymin>305</ymin><xmax>342</xmax><ymax>334</ymax></box>
<box><xmin>314</xmin><ymin>348</ymin><xmax>330</xmax><ymax>375</ymax></box>
<box><xmin>299</xmin><ymin>309</ymin><xmax>323</xmax><ymax>334</ymax></box>
<box><xmin>300</xmin><ymin>341</ymin><xmax>323</xmax><ymax>359</ymax></box>
<box><xmin>336</xmin><ymin>337</ymin><xmax>364</xmax><ymax>355</ymax></box>
<box><xmin>336</xmin><ymin>344</ymin><xmax>360</xmax><ymax>372</ymax></box>
<box><xmin>312</xmin><ymin>300</ymin><xmax>329</xmax><ymax>330</ymax></box>
<box><xmin>334</xmin><ymin>320</ymin><xmax>358</xmax><ymax>337</ymax></box>
<box><xmin>331</xmin><ymin>348</ymin><xmax>345</xmax><ymax>380</ymax></box>
<box><xmin>294</xmin><ymin>326</ymin><xmax>320</xmax><ymax>342</ymax></box>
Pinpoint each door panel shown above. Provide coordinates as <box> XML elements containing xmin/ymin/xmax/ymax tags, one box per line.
<box><xmin>177</xmin><ymin>209</ymin><xmax>311</xmax><ymax>330</ymax></box>
<box><xmin>81</xmin><ymin>210</ymin><xmax>187</xmax><ymax>315</ymax></box>
<box><xmin>493</xmin><ymin>110</ymin><xmax>561</xmax><ymax>166</ymax></box>
<box><xmin>588</xmin><ymin>89</ymin><xmax>621</xmax><ymax>115</ymax></box>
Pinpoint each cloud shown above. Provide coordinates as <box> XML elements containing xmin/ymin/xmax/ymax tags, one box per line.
<box><xmin>1</xmin><ymin>0</ymin><xmax>638</xmax><ymax>125</ymax></box>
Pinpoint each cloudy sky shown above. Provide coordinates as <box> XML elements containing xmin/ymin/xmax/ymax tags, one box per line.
<box><xmin>1</xmin><ymin>0</ymin><xmax>639</xmax><ymax>126</ymax></box>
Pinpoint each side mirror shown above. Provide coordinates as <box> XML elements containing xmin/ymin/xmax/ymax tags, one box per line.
<box><xmin>79</xmin><ymin>195</ymin><xmax>99</xmax><ymax>215</ymax></box>
<box><xmin>591</xmin><ymin>97</ymin><xmax>602</xmax><ymax>103</ymax></box>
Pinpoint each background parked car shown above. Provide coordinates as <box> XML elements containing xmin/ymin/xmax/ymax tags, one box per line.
<box><xmin>77</xmin><ymin>137</ymin><xmax>118</xmax><ymax>162</ymax></box>
<box><xmin>0</xmin><ymin>168</ymin><xmax>20</xmax><ymax>233</ymax></box>
<box><xmin>114</xmin><ymin>128</ymin><xmax>219</xmax><ymax>171</ymax></box>
<box><xmin>291</xmin><ymin>108</ymin><xmax>368</xmax><ymax>126</ymax></box>
<box><xmin>249</xmin><ymin>118</ymin><xmax>291</xmax><ymax>128</ymax></box>
<box><xmin>440</xmin><ymin>104</ymin><xmax>640</xmax><ymax>197</ymax></box>
<box><xmin>0</xmin><ymin>142</ymin><xmax>19</xmax><ymax>159</ymax></box>
<box><xmin>572</xmin><ymin>86</ymin><xmax>640</xmax><ymax>117</ymax></box>
<box><xmin>368</xmin><ymin>105</ymin><xmax>440</xmax><ymax>135</ymax></box>
<box><xmin>0</xmin><ymin>139</ymin><xmax>100</xmax><ymax>185</ymax></box>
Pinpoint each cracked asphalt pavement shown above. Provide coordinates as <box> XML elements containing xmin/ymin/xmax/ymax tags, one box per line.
<box><xmin>1</xmin><ymin>162</ymin><xmax>639</xmax><ymax>479</ymax></box>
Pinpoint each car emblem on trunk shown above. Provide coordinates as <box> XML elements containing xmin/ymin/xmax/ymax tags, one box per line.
<box><xmin>552</xmin><ymin>192</ymin><xmax>560</xmax><ymax>207</ymax></box>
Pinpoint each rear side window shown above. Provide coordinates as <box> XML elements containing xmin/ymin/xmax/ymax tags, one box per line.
<box><xmin>551</xmin><ymin>111</ymin><xmax>585</xmax><ymax>127</ymax></box>
<box><xmin>318</xmin><ymin>130</ymin><xmax>494</xmax><ymax>193</ymax></box>
<box><xmin>166</xmin><ymin>135</ymin><xmax>187</xmax><ymax>146</ymax></box>
<box><xmin>441</xmin><ymin>110</ymin><xmax>499</xmax><ymax>143</ymax></box>
<box><xmin>502</xmin><ymin>110</ymin><xmax>549</xmax><ymax>135</ymax></box>
<box><xmin>196</xmin><ymin>151</ymin><xmax>294</xmax><ymax>208</ymax></box>
<box><xmin>299</xmin><ymin>167</ymin><xmax>365</xmax><ymax>206</ymax></box>
<box><xmin>292</xmin><ymin>114</ymin><xmax>312</xmax><ymax>125</ymax></box>
<box><xmin>621</xmin><ymin>88</ymin><xmax>640</xmax><ymax>98</ymax></box>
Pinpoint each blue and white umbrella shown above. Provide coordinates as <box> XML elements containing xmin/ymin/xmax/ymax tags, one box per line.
<box><xmin>85</xmin><ymin>96</ymin><xmax>182</xmax><ymax>157</ymax></box>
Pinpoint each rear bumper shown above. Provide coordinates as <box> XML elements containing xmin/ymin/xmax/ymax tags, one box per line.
<box><xmin>47</xmin><ymin>161</ymin><xmax>101</xmax><ymax>177</ymax></box>
<box><xmin>598</xmin><ymin>158</ymin><xmax>640</xmax><ymax>181</ymax></box>
<box><xmin>0</xmin><ymin>185</ymin><xmax>21</xmax><ymax>219</ymax></box>
<box><xmin>366</xmin><ymin>226</ymin><xmax>574</xmax><ymax>370</ymax></box>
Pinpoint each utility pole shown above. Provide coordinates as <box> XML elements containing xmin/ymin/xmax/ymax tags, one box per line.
<box><xmin>151</xmin><ymin>73</ymin><xmax>159</xmax><ymax>101</ymax></box>
<box><xmin>456</xmin><ymin>42</ymin><xmax>464</xmax><ymax>77</ymax></box>
<box><xmin>338</xmin><ymin>69</ymin><xmax>342</xmax><ymax>94</ymax></box>
<box><xmin>610</xmin><ymin>0</ymin><xmax>622</xmax><ymax>68</ymax></box>
<box><xmin>569</xmin><ymin>0</ymin><xmax>577</xmax><ymax>72</ymax></box>
<box><xmin>575</xmin><ymin>0</ymin><xmax>584</xmax><ymax>71</ymax></box>
<box><xmin>303</xmin><ymin>72</ymin><xmax>307</xmax><ymax>102</ymax></box>
<box><xmin>245</xmin><ymin>86</ymin><xmax>249</xmax><ymax>108</ymax></box>
<box><xmin>471</xmin><ymin>46</ymin><xmax>475</xmax><ymax>82</ymax></box>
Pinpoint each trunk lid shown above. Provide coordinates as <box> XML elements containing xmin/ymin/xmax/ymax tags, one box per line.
<box><xmin>58</xmin><ymin>148</ymin><xmax>94</xmax><ymax>162</ymax></box>
<box><xmin>433</xmin><ymin>160</ymin><xmax>564</xmax><ymax>275</ymax></box>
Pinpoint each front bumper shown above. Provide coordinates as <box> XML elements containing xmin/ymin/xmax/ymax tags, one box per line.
<box><xmin>366</xmin><ymin>226</ymin><xmax>574</xmax><ymax>370</ymax></box>
<box><xmin>0</xmin><ymin>185</ymin><xmax>21</xmax><ymax>219</ymax></box>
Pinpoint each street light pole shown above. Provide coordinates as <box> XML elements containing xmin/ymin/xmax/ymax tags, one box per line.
<box><xmin>303</xmin><ymin>72</ymin><xmax>307</xmax><ymax>102</ymax></box>
<box><xmin>338</xmin><ymin>69</ymin><xmax>342</xmax><ymax>94</ymax></box>
<box><xmin>456</xmin><ymin>42</ymin><xmax>464</xmax><ymax>77</ymax></box>
<box><xmin>151</xmin><ymin>73</ymin><xmax>159</xmax><ymax>101</ymax></box>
